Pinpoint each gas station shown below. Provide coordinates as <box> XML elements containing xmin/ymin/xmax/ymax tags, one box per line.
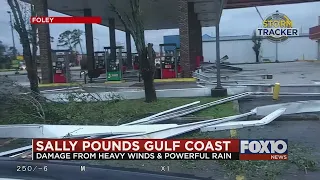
<box><xmin>27</xmin><ymin>0</ymin><xmax>318</xmax><ymax>93</ymax></box>
<box><xmin>51</xmin><ymin>49</ymin><xmax>71</xmax><ymax>83</ymax></box>
<box><xmin>309</xmin><ymin>17</ymin><xmax>320</xmax><ymax>61</ymax></box>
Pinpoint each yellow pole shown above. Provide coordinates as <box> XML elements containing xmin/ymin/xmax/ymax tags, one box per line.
<box><xmin>231</xmin><ymin>129</ymin><xmax>242</xmax><ymax>180</ymax></box>
<box><xmin>230</xmin><ymin>129</ymin><xmax>237</xmax><ymax>138</ymax></box>
<box><xmin>273</xmin><ymin>83</ymin><xmax>280</xmax><ymax>100</ymax></box>
<box><xmin>236</xmin><ymin>175</ymin><xmax>245</xmax><ymax>180</ymax></box>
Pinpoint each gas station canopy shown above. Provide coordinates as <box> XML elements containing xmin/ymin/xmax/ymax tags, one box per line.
<box><xmin>22</xmin><ymin>0</ymin><xmax>319</xmax><ymax>31</ymax></box>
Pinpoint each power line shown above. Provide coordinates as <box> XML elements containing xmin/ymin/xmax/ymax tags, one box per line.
<box><xmin>255</xmin><ymin>7</ymin><xmax>264</xmax><ymax>21</ymax></box>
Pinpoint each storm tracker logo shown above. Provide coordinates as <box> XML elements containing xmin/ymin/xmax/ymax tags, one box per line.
<box><xmin>256</xmin><ymin>11</ymin><xmax>299</xmax><ymax>42</ymax></box>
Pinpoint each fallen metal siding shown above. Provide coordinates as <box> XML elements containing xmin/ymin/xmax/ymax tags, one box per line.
<box><xmin>122</xmin><ymin>101</ymin><xmax>200</xmax><ymax>126</ymax></box>
<box><xmin>106</xmin><ymin>112</ymin><xmax>255</xmax><ymax>139</ymax></box>
<box><xmin>253</xmin><ymin>100</ymin><xmax>320</xmax><ymax>116</ymax></box>
<box><xmin>0</xmin><ymin>124</ymin><xmax>179</xmax><ymax>139</ymax></box>
<box><xmin>138</xmin><ymin>92</ymin><xmax>252</xmax><ymax>125</ymax></box>
<box><xmin>201</xmin><ymin>108</ymin><xmax>286</xmax><ymax>132</ymax></box>
<box><xmin>0</xmin><ymin>145</ymin><xmax>32</xmax><ymax>157</ymax></box>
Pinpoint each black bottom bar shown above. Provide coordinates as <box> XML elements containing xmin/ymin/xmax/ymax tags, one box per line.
<box><xmin>33</xmin><ymin>152</ymin><xmax>239</xmax><ymax>160</ymax></box>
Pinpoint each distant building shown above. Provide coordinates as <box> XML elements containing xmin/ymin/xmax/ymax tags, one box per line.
<box><xmin>163</xmin><ymin>33</ymin><xmax>317</xmax><ymax>63</ymax></box>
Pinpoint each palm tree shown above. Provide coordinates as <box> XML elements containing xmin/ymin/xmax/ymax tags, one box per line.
<box><xmin>71</xmin><ymin>29</ymin><xmax>84</xmax><ymax>54</ymax></box>
<box><xmin>57</xmin><ymin>30</ymin><xmax>73</xmax><ymax>50</ymax></box>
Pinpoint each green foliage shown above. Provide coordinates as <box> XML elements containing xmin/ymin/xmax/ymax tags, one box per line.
<box><xmin>0</xmin><ymin>41</ymin><xmax>6</xmax><ymax>56</ymax></box>
<box><xmin>57</xmin><ymin>30</ymin><xmax>73</xmax><ymax>49</ymax></box>
<box><xmin>58</xmin><ymin>29</ymin><xmax>84</xmax><ymax>53</ymax></box>
<box><xmin>1</xmin><ymin>93</ymin><xmax>234</xmax><ymax>126</ymax></box>
<box><xmin>0</xmin><ymin>41</ymin><xmax>12</xmax><ymax>68</ymax></box>
<box><xmin>218</xmin><ymin>142</ymin><xmax>318</xmax><ymax>180</ymax></box>
<box><xmin>71</xmin><ymin>29</ymin><xmax>84</xmax><ymax>54</ymax></box>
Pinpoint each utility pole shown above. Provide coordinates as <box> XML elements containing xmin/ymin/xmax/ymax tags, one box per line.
<box><xmin>318</xmin><ymin>16</ymin><xmax>320</xmax><ymax>60</ymax></box>
<box><xmin>211</xmin><ymin>24</ymin><xmax>227</xmax><ymax>97</ymax></box>
<box><xmin>275</xmin><ymin>10</ymin><xmax>279</xmax><ymax>62</ymax></box>
<box><xmin>215</xmin><ymin>24</ymin><xmax>222</xmax><ymax>88</ymax></box>
<box><xmin>7</xmin><ymin>11</ymin><xmax>16</xmax><ymax>59</ymax></box>
<box><xmin>275</xmin><ymin>42</ymin><xmax>279</xmax><ymax>62</ymax></box>
<box><xmin>255</xmin><ymin>7</ymin><xmax>264</xmax><ymax>21</ymax></box>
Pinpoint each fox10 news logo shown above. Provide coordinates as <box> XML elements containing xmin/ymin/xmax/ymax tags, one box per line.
<box><xmin>240</xmin><ymin>139</ymin><xmax>288</xmax><ymax>160</ymax></box>
<box><xmin>256</xmin><ymin>11</ymin><xmax>299</xmax><ymax>42</ymax></box>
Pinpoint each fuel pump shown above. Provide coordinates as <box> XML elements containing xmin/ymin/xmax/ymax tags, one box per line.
<box><xmin>52</xmin><ymin>50</ymin><xmax>71</xmax><ymax>83</ymax></box>
<box><xmin>104</xmin><ymin>46</ymin><xmax>123</xmax><ymax>81</ymax></box>
<box><xmin>94</xmin><ymin>51</ymin><xmax>106</xmax><ymax>74</ymax></box>
<box><xmin>133</xmin><ymin>53</ymin><xmax>139</xmax><ymax>70</ymax></box>
<box><xmin>159</xmin><ymin>43</ymin><xmax>178</xmax><ymax>79</ymax></box>
<box><xmin>95</xmin><ymin>51</ymin><xmax>105</xmax><ymax>69</ymax></box>
<box><xmin>120</xmin><ymin>51</ymin><xmax>130</xmax><ymax>73</ymax></box>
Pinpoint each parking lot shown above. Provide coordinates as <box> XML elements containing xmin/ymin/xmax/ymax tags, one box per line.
<box><xmin>1</xmin><ymin>61</ymin><xmax>320</xmax><ymax>91</ymax></box>
<box><xmin>202</xmin><ymin>61</ymin><xmax>320</xmax><ymax>85</ymax></box>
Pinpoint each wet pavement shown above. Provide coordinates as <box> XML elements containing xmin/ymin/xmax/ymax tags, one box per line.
<box><xmin>238</xmin><ymin>95</ymin><xmax>320</xmax><ymax>113</ymax></box>
<box><xmin>0</xmin><ymin>158</ymin><xmax>205</xmax><ymax>180</ymax></box>
<box><xmin>201</xmin><ymin>61</ymin><xmax>320</xmax><ymax>85</ymax></box>
<box><xmin>130</xmin><ymin>82</ymin><xmax>200</xmax><ymax>90</ymax></box>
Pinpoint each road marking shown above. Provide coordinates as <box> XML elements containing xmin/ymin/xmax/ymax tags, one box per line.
<box><xmin>197</xmin><ymin>84</ymin><xmax>206</xmax><ymax>88</ymax></box>
<box><xmin>236</xmin><ymin>175</ymin><xmax>245</xmax><ymax>180</ymax></box>
<box><xmin>230</xmin><ymin>129</ymin><xmax>237</xmax><ymax>138</ymax></box>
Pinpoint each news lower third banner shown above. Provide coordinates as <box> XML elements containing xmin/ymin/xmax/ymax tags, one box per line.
<box><xmin>33</xmin><ymin>152</ymin><xmax>239</xmax><ymax>160</ymax></box>
<box><xmin>32</xmin><ymin>139</ymin><xmax>288</xmax><ymax>161</ymax></box>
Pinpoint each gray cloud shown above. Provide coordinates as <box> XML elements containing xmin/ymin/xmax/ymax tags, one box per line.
<box><xmin>1</xmin><ymin>1</ymin><xmax>320</xmax><ymax>53</ymax></box>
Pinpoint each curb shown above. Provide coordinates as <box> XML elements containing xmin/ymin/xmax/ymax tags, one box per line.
<box><xmin>203</xmin><ymin>60</ymin><xmax>297</xmax><ymax>65</ymax></box>
<box><xmin>297</xmin><ymin>60</ymin><xmax>320</xmax><ymax>62</ymax></box>
<box><xmin>248</xmin><ymin>114</ymin><xmax>320</xmax><ymax>121</ymax></box>
<box><xmin>39</xmin><ymin>83</ymin><xmax>81</xmax><ymax>87</ymax></box>
<box><xmin>105</xmin><ymin>81</ymin><xmax>126</xmax><ymax>84</ymax></box>
<box><xmin>0</xmin><ymin>69</ymin><xmax>16</xmax><ymax>72</ymax></box>
<box><xmin>154</xmin><ymin>78</ymin><xmax>196</xmax><ymax>83</ymax></box>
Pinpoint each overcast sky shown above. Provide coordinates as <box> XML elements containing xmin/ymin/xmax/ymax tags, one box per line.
<box><xmin>1</xmin><ymin>1</ymin><xmax>320</xmax><ymax>53</ymax></box>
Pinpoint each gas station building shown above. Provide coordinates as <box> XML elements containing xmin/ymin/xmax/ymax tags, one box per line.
<box><xmin>26</xmin><ymin>0</ymin><xmax>318</xmax><ymax>83</ymax></box>
<box><xmin>309</xmin><ymin>17</ymin><xmax>320</xmax><ymax>60</ymax></box>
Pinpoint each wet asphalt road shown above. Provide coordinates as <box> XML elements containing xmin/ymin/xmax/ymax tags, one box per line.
<box><xmin>238</xmin><ymin>96</ymin><xmax>320</xmax><ymax>121</ymax></box>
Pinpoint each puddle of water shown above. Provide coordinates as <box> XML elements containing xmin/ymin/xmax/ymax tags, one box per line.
<box><xmin>312</xmin><ymin>80</ymin><xmax>320</xmax><ymax>85</ymax></box>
